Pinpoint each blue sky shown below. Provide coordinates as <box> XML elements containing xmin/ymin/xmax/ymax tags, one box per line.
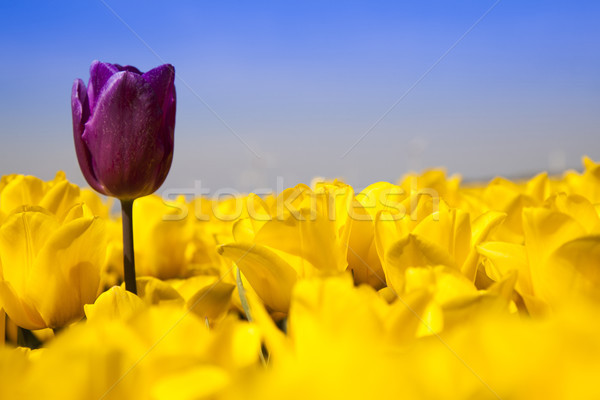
<box><xmin>1</xmin><ymin>0</ymin><xmax>599</xmax><ymax>193</ymax></box>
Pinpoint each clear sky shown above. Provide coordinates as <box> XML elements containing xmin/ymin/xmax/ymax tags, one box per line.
<box><xmin>1</xmin><ymin>0</ymin><xmax>599</xmax><ymax>194</ymax></box>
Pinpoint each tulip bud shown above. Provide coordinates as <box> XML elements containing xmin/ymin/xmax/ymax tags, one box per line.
<box><xmin>71</xmin><ymin>61</ymin><xmax>176</xmax><ymax>201</ymax></box>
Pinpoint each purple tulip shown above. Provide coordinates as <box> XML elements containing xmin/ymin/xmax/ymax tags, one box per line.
<box><xmin>71</xmin><ymin>61</ymin><xmax>176</xmax><ymax>200</ymax></box>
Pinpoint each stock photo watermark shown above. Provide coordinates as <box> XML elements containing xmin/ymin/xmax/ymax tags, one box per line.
<box><xmin>160</xmin><ymin>177</ymin><xmax>440</xmax><ymax>223</ymax></box>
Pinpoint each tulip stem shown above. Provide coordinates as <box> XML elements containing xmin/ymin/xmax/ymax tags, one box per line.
<box><xmin>121</xmin><ymin>199</ymin><xmax>137</xmax><ymax>294</ymax></box>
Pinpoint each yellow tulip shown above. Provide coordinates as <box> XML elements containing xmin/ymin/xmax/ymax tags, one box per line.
<box><xmin>347</xmin><ymin>181</ymin><xmax>406</xmax><ymax>288</ymax></box>
<box><xmin>103</xmin><ymin>195</ymin><xmax>195</xmax><ymax>280</ymax></box>
<box><xmin>241</xmin><ymin>272</ymin><xmax>600</xmax><ymax>400</ymax></box>
<box><xmin>545</xmin><ymin>235</ymin><xmax>600</xmax><ymax>303</ymax></box>
<box><xmin>477</xmin><ymin>241</ymin><xmax>537</xmax><ymax>308</ymax></box>
<box><xmin>16</xmin><ymin>288</ymin><xmax>262</xmax><ymax>399</ymax></box>
<box><xmin>0</xmin><ymin>205</ymin><xmax>106</xmax><ymax>329</ymax></box>
<box><xmin>0</xmin><ymin>172</ymin><xmax>84</xmax><ymax>224</ymax></box>
<box><xmin>478</xmin><ymin>177</ymin><xmax>537</xmax><ymax>243</ymax></box>
<box><xmin>398</xmin><ymin>168</ymin><xmax>464</xmax><ymax>208</ymax></box>
<box><xmin>375</xmin><ymin>198</ymin><xmax>505</xmax><ymax>293</ymax></box>
<box><xmin>543</xmin><ymin>192</ymin><xmax>600</xmax><ymax>233</ymax></box>
<box><xmin>522</xmin><ymin>205</ymin><xmax>600</xmax><ymax>309</ymax></box>
<box><xmin>184</xmin><ymin>194</ymin><xmax>268</xmax><ymax>283</ymax></box>
<box><xmin>219</xmin><ymin>183</ymin><xmax>353</xmax><ymax>312</ymax></box>
<box><xmin>133</xmin><ymin>195</ymin><xmax>194</xmax><ymax>279</ymax></box>
<box><xmin>564</xmin><ymin>156</ymin><xmax>600</xmax><ymax>203</ymax></box>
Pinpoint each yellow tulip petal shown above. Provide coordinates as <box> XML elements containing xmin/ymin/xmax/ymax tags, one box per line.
<box><xmin>0</xmin><ymin>207</ymin><xmax>59</xmax><ymax>293</ymax></box>
<box><xmin>544</xmin><ymin>193</ymin><xmax>600</xmax><ymax>234</ymax></box>
<box><xmin>38</xmin><ymin>179</ymin><xmax>81</xmax><ymax>221</ymax></box>
<box><xmin>0</xmin><ymin>346</ymin><xmax>34</xmax><ymax>398</ymax></box>
<box><xmin>246</xmin><ymin>289</ymin><xmax>288</xmax><ymax>360</ymax></box>
<box><xmin>232</xmin><ymin>218</ymin><xmax>257</xmax><ymax>242</ymax></box>
<box><xmin>255</xmin><ymin>210</ymin><xmax>347</xmax><ymax>273</ymax></box>
<box><xmin>477</xmin><ymin>241</ymin><xmax>533</xmax><ymax>296</ymax></box>
<box><xmin>218</xmin><ymin>243</ymin><xmax>297</xmax><ymax>312</ymax></box>
<box><xmin>348</xmin><ymin>188</ymin><xmax>389</xmax><ymax>288</ymax></box>
<box><xmin>373</xmin><ymin>210</ymin><xmax>402</xmax><ymax>266</ymax></box>
<box><xmin>80</xmin><ymin>188</ymin><xmax>112</xmax><ymax>219</ymax></box>
<box><xmin>526</xmin><ymin>172</ymin><xmax>550</xmax><ymax>203</ymax></box>
<box><xmin>84</xmin><ymin>286</ymin><xmax>145</xmax><ymax>322</ymax></box>
<box><xmin>486</xmin><ymin>270</ymin><xmax>518</xmax><ymax>302</ymax></box>
<box><xmin>32</xmin><ymin>320</ymin><xmax>146</xmax><ymax>400</ymax></box>
<box><xmin>171</xmin><ymin>275</ymin><xmax>219</xmax><ymax>302</ymax></box>
<box><xmin>543</xmin><ymin>235</ymin><xmax>600</xmax><ymax>305</ymax></box>
<box><xmin>32</xmin><ymin>327</ymin><xmax>54</xmax><ymax>343</ymax></box>
<box><xmin>0</xmin><ymin>280</ymin><xmax>45</xmax><ymax>330</ymax></box>
<box><xmin>405</xmin><ymin>266</ymin><xmax>476</xmax><ymax>306</ymax></box>
<box><xmin>133</xmin><ymin>195</ymin><xmax>192</xmax><ymax>279</ymax></box>
<box><xmin>152</xmin><ymin>366</ymin><xmax>230</xmax><ymax>400</ymax></box>
<box><xmin>27</xmin><ymin>216</ymin><xmax>106</xmax><ymax>328</ymax></box>
<box><xmin>187</xmin><ymin>280</ymin><xmax>235</xmax><ymax>321</ymax></box>
<box><xmin>206</xmin><ymin>316</ymin><xmax>262</xmax><ymax>368</ymax></box>
<box><xmin>347</xmin><ymin>219</ymin><xmax>385</xmax><ymax>288</ymax></box>
<box><xmin>0</xmin><ymin>175</ymin><xmax>45</xmax><ymax>215</ymax></box>
<box><xmin>243</xmin><ymin>193</ymin><xmax>271</xmax><ymax>223</ymax></box>
<box><xmin>461</xmin><ymin>210</ymin><xmax>506</xmax><ymax>281</ymax></box>
<box><xmin>482</xmin><ymin>178</ymin><xmax>535</xmax><ymax>243</ymax></box>
<box><xmin>385</xmin><ymin>289</ymin><xmax>433</xmax><ymax>344</ymax></box>
<box><xmin>413</xmin><ymin>205</ymin><xmax>471</xmax><ymax>268</ymax></box>
<box><xmin>523</xmin><ymin>207</ymin><xmax>586</xmax><ymax>299</ymax></box>
<box><xmin>373</xmin><ymin>194</ymin><xmax>433</xmax><ymax>265</ymax></box>
<box><xmin>289</xmin><ymin>276</ymin><xmax>384</xmax><ymax>355</ymax></box>
<box><xmin>134</xmin><ymin>276</ymin><xmax>184</xmax><ymax>306</ymax></box>
<box><xmin>470</xmin><ymin>211</ymin><xmax>507</xmax><ymax>246</ymax></box>
<box><xmin>583</xmin><ymin>155</ymin><xmax>598</xmax><ymax>170</ymax></box>
<box><xmin>356</xmin><ymin>181</ymin><xmax>406</xmax><ymax>218</ymax></box>
<box><xmin>384</xmin><ymin>234</ymin><xmax>455</xmax><ymax>293</ymax></box>
<box><xmin>61</xmin><ymin>202</ymin><xmax>95</xmax><ymax>223</ymax></box>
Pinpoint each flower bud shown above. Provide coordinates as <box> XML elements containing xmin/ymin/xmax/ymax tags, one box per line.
<box><xmin>71</xmin><ymin>61</ymin><xmax>176</xmax><ymax>200</ymax></box>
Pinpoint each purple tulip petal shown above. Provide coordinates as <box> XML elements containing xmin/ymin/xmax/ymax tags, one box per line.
<box><xmin>164</xmin><ymin>84</ymin><xmax>176</xmax><ymax>148</ymax></box>
<box><xmin>115</xmin><ymin>64</ymin><xmax>143</xmax><ymax>74</ymax></box>
<box><xmin>71</xmin><ymin>78</ymin><xmax>88</xmax><ymax>132</ymax></box>
<box><xmin>82</xmin><ymin>71</ymin><xmax>165</xmax><ymax>199</ymax></box>
<box><xmin>87</xmin><ymin>61</ymin><xmax>118</xmax><ymax>113</ymax></box>
<box><xmin>142</xmin><ymin>64</ymin><xmax>175</xmax><ymax>112</ymax></box>
<box><xmin>139</xmin><ymin>64</ymin><xmax>176</xmax><ymax>193</ymax></box>
<box><xmin>71</xmin><ymin>79</ymin><xmax>104</xmax><ymax>193</ymax></box>
<box><xmin>150</xmin><ymin>147</ymin><xmax>173</xmax><ymax>194</ymax></box>
<box><xmin>147</xmin><ymin>83</ymin><xmax>176</xmax><ymax>194</ymax></box>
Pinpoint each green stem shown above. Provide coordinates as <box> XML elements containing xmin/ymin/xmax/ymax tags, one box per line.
<box><xmin>121</xmin><ymin>199</ymin><xmax>137</xmax><ymax>294</ymax></box>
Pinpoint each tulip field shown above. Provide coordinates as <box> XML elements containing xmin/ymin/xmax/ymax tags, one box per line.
<box><xmin>1</xmin><ymin>158</ymin><xmax>600</xmax><ymax>399</ymax></box>
<box><xmin>1</xmin><ymin>60</ymin><xmax>599</xmax><ymax>399</ymax></box>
